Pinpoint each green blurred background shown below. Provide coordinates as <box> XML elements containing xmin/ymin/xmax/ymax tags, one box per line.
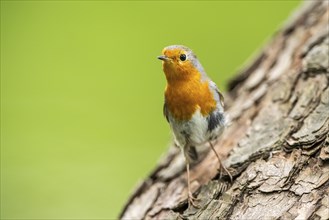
<box><xmin>1</xmin><ymin>1</ymin><xmax>300</xmax><ymax>219</ymax></box>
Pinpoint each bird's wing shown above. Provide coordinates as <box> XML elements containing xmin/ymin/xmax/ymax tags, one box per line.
<box><xmin>163</xmin><ymin>102</ymin><xmax>169</xmax><ymax>122</ymax></box>
<box><xmin>217</xmin><ymin>89</ymin><xmax>225</xmax><ymax>108</ymax></box>
<box><xmin>209</xmin><ymin>80</ymin><xmax>225</xmax><ymax>107</ymax></box>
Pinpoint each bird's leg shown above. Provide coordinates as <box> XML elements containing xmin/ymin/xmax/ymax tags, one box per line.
<box><xmin>185</xmin><ymin>161</ymin><xmax>200</xmax><ymax>208</ymax></box>
<box><xmin>209</xmin><ymin>141</ymin><xmax>233</xmax><ymax>182</ymax></box>
<box><xmin>183</xmin><ymin>147</ymin><xmax>200</xmax><ymax>209</ymax></box>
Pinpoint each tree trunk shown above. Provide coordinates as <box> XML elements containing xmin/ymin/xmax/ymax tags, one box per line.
<box><xmin>120</xmin><ymin>1</ymin><xmax>329</xmax><ymax>219</ymax></box>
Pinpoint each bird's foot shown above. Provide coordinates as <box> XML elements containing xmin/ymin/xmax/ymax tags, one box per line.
<box><xmin>188</xmin><ymin>191</ymin><xmax>200</xmax><ymax>209</ymax></box>
<box><xmin>218</xmin><ymin>166</ymin><xmax>233</xmax><ymax>182</ymax></box>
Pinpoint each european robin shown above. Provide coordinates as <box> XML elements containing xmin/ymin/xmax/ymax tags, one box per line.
<box><xmin>157</xmin><ymin>45</ymin><xmax>232</xmax><ymax>208</ymax></box>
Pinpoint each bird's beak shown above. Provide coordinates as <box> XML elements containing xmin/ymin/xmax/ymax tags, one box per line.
<box><xmin>157</xmin><ymin>55</ymin><xmax>169</xmax><ymax>61</ymax></box>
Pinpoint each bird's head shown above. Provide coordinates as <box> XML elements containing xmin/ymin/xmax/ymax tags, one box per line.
<box><xmin>158</xmin><ymin>45</ymin><xmax>204</xmax><ymax>83</ymax></box>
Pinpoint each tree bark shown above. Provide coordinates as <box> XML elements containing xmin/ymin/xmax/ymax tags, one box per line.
<box><xmin>120</xmin><ymin>1</ymin><xmax>329</xmax><ymax>219</ymax></box>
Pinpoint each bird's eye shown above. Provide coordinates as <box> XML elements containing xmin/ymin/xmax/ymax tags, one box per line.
<box><xmin>179</xmin><ymin>54</ymin><xmax>187</xmax><ymax>61</ymax></box>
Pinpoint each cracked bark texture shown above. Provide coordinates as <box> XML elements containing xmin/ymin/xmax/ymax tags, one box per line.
<box><xmin>120</xmin><ymin>1</ymin><xmax>329</xmax><ymax>219</ymax></box>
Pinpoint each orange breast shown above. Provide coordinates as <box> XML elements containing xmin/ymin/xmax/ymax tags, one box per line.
<box><xmin>165</xmin><ymin>71</ymin><xmax>216</xmax><ymax>121</ymax></box>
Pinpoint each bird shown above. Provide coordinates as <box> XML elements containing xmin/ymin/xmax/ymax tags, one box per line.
<box><xmin>157</xmin><ymin>45</ymin><xmax>232</xmax><ymax>208</ymax></box>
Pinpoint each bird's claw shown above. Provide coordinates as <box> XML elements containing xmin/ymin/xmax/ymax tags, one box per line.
<box><xmin>217</xmin><ymin>167</ymin><xmax>233</xmax><ymax>182</ymax></box>
<box><xmin>188</xmin><ymin>192</ymin><xmax>200</xmax><ymax>208</ymax></box>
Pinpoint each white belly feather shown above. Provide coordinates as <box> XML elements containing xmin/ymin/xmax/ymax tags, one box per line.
<box><xmin>169</xmin><ymin>109</ymin><xmax>225</xmax><ymax>148</ymax></box>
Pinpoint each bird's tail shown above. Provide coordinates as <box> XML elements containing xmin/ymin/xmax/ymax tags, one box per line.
<box><xmin>187</xmin><ymin>146</ymin><xmax>198</xmax><ymax>161</ymax></box>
